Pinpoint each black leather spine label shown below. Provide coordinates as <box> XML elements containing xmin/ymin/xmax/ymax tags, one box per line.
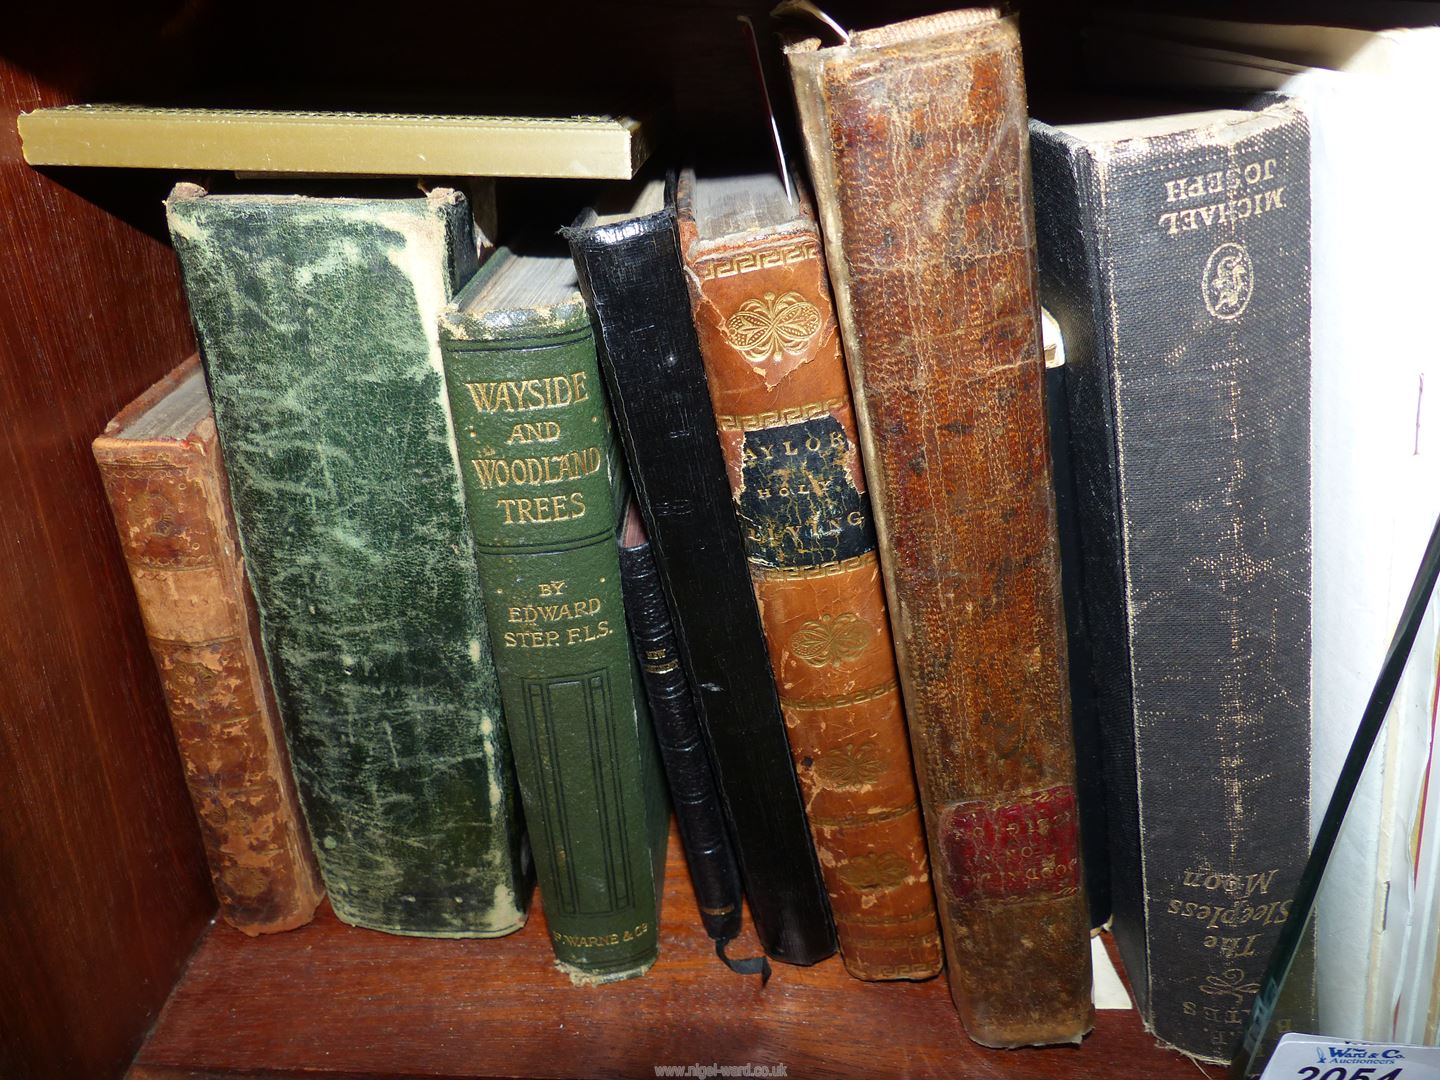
<box><xmin>737</xmin><ymin>414</ymin><xmax>875</xmax><ymax>569</ymax></box>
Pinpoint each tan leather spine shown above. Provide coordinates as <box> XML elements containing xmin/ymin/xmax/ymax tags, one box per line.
<box><xmin>786</xmin><ymin>12</ymin><xmax>1093</xmax><ymax>1043</ymax></box>
<box><xmin>93</xmin><ymin>356</ymin><xmax>323</xmax><ymax>935</ymax></box>
<box><xmin>677</xmin><ymin>176</ymin><xmax>943</xmax><ymax>980</ymax></box>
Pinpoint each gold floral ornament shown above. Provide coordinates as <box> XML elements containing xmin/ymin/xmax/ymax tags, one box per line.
<box><xmin>814</xmin><ymin>741</ymin><xmax>885</xmax><ymax>788</ymax></box>
<box><xmin>790</xmin><ymin>611</ymin><xmax>873</xmax><ymax>668</ymax></box>
<box><xmin>837</xmin><ymin>851</ymin><xmax>910</xmax><ymax>891</ymax></box>
<box><xmin>726</xmin><ymin>290</ymin><xmax>823</xmax><ymax>365</ymax></box>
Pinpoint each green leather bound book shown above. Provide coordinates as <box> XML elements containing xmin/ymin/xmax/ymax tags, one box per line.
<box><xmin>165</xmin><ymin>184</ymin><xmax>531</xmax><ymax>937</ymax></box>
<box><xmin>439</xmin><ymin>247</ymin><xmax>668</xmax><ymax>983</ymax></box>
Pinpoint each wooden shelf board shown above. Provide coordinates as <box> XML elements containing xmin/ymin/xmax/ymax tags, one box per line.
<box><xmin>131</xmin><ymin>831</ymin><xmax>1216</xmax><ymax>1080</ymax></box>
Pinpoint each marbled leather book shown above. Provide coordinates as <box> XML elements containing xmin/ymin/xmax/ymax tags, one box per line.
<box><xmin>439</xmin><ymin>248</ymin><xmax>667</xmax><ymax>983</ymax></box>
<box><xmin>94</xmin><ymin>355</ymin><xmax>323</xmax><ymax>935</ymax></box>
<box><xmin>566</xmin><ymin>179</ymin><xmax>837</xmax><ymax>966</ymax></box>
<box><xmin>167</xmin><ymin>185</ymin><xmax>531</xmax><ymax>937</ymax></box>
<box><xmin>676</xmin><ymin>169</ymin><xmax>942</xmax><ymax>981</ymax></box>
<box><xmin>787</xmin><ymin>10</ymin><xmax>1093</xmax><ymax>1044</ymax></box>
<box><xmin>1032</xmin><ymin>100</ymin><xmax>1311</xmax><ymax>1062</ymax></box>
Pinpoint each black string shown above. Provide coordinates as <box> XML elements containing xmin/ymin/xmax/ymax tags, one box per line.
<box><xmin>716</xmin><ymin>937</ymin><xmax>772</xmax><ymax>987</ymax></box>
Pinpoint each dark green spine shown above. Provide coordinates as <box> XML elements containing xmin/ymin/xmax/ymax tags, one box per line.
<box><xmin>440</xmin><ymin>250</ymin><xmax>667</xmax><ymax>982</ymax></box>
<box><xmin>164</xmin><ymin>186</ymin><xmax>530</xmax><ymax>937</ymax></box>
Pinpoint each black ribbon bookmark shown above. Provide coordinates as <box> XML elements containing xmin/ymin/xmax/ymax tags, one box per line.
<box><xmin>1230</xmin><ymin>510</ymin><xmax>1440</xmax><ymax>1078</ymax></box>
<box><xmin>717</xmin><ymin>937</ymin><xmax>772</xmax><ymax>987</ymax></box>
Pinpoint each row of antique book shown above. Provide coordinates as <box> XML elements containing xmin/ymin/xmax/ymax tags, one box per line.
<box><xmin>85</xmin><ymin>7</ymin><xmax>1440</xmax><ymax>1069</ymax></box>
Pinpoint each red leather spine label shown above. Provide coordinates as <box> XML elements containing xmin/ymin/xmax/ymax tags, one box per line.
<box><xmin>939</xmin><ymin>787</ymin><xmax>1081</xmax><ymax>905</ymax></box>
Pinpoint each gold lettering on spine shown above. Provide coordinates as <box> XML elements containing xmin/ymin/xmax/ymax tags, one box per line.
<box><xmin>470</xmin><ymin>447</ymin><xmax>603</xmax><ymax>490</ymax></box>
<box><xmin>552</xmin><ymin>921</ymin><xmax>650</xmax><ymax>947</ymax></box>
<box><xmin>464</xmin><ymin>360</ymin><xmax>607</xmax><ymax>529</ymax></box>
<box><xmin>1160</xmin><ymin>862</ymin><xmax>1289</xmax><ymax>1051</ymax></box>
<box><xmin>465</xmin><ymin>372</ymin><xmax>590</xmax><ymax>414</ymax></box>
<box><xmin>501</xmin><ymin>580</ymin><xmax>612</xmax><ymax>651</ymax></box>
<box><xmin>1156</xmin><ymin>157</ymin><xmax>1288</xmax><ymax>237</ymax></box>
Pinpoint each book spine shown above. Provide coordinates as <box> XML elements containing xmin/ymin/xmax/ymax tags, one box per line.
<box><xmin>441</xmin><ymin>304</ymin><xmax>665</xmax><ymax>982</ymax></box>
<box><xmin>1031</xmin><ymin>106</ymin><xmax>1312</xmax><ymax>1061</ymax></box>
<box><xmin>787</xmin><ymin>15</ymin><xmax>1092</xmax><ymax>1043</ymax></box>
<box><xmin>166</xmin><ymin>187</ymin><xmax>531</xmax><ymax>937</ymax></box>
<box><xmin>93</xmin><ymin>384</ymin><xmax>322</xmax><ymax>935</ymax></box>
<box><xmin>618</xmin><ymin>524</ymin><xmax>745</xmax><ymax>945</ymax></box>
<box><xmin>565</xmin><ymin>203</ymin><xmax>838</xmax><ymax>966</ymax></box>
<box><xmin>676</xmin><ymin>197</ymin><xmax>942</xmax><ymax>981</ymax></box>
<box><xmin>1045</xmin><ymin>360</ymin><xmax>1111</xmax><ymax>930</ymax></box>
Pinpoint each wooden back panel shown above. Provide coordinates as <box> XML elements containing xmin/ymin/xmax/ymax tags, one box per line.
<box><xmin>0</xmin><ymin>10</ymin><xmax>213</xmax><ymax>1076</ymax></box>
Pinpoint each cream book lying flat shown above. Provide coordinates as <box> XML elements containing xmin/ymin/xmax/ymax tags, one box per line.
<box><xmin>16</xmin><ymin>105</ymin><xmax>653</xmax><ymax>179</ymax></box>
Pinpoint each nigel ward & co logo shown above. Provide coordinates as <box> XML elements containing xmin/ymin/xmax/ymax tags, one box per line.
<box><xmin>1314</xmin><ymin>1044</ymin><xmax>1406</xmax><ymax>1064</ymax></box>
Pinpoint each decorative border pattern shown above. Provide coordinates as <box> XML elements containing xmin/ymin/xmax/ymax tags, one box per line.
<box><xmin>696</xmin><ymin>239</ymin><xmax>820</xmax><ymax>281</ymax></box>
<box><xmin>782</xmin><ymin>679</ymin><xmax>898</xmax><ymax>712</ymax></box>
<box><xmin>714</xmin><ymin>395</ymin><xmax>846</xmax><ymax>433</ymax></box>
<box><xmin>749</xmin><ymin>550</ymin><xmax>877</xmax><ymax>582</ymax></box>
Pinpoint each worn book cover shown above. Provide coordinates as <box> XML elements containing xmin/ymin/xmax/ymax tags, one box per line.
<box><xmin>565</xmin><ymin>178</ymin><xmax>837</xmax><ymax>966</ymax></box>
<box><xmin>787</xmin><ymin>10</ymin><xmax>1093</xmax><ymax>1045</ymax></box>
<box><xmin>1078</xmin><ymin>13</ymin><xmax>1440</xmax><ymax>1042</ymax></box>
<box><xmin>438</xmin><ymin>248</ymin><xmax>667</xmax><ymax>983</ymax></box>
<box><xmin>1043</xmin><ymin>313</ymin><xmax>1111</xmax><ymax>930</ymax></box>
<box><xmin>94</xmin><ymin>355</ymin><xmax>323</xmax><ymax>935</ymax></box>
<box><xmin>618</xmin><ymin>504</ymin><xmax>750</xmax><ymax>953</ymax></box>
<box><xmin>1031</xmin><ymin>98</ymin><xmax>1312</xmax><ymax>1061</ymax></box>
<box><xmin>166</xmin><ymin>184</ymin><xmax>532</xmax><ymax>937</ymax></box>
<box><xmin>676</xmin><ymin>168</ymin><xmax>941</xmax><ymax>981</ymax></box>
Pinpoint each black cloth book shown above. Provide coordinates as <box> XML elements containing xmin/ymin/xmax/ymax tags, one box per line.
<box><xmin>1031</xmin><ymin>101</ymin><xmax>1312</xmax><ymax>1062</ymax></box>
<box><xmin>565</xmin><ymin>180</ymin><xmax>836</xmax><ymax>966</ymax></box>
<box><xmin>1044</xmin><ymin>354</ymin><xmax>1111</xmax><ymax>931</ymax></box>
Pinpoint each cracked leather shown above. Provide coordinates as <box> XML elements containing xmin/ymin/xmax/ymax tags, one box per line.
<box><xmin>787</xmin><ymin>11</ymin><xmax>1093</xmax><ymax>1044</ymax></box>
<box><xmin>95</xmin><ymin>355</ymin><xmax>324</xmax><ymax>935</ymax></box>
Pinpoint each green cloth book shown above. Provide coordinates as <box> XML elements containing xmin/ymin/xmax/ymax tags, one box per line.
<box><xmin>439</xmin><ymin>247</ymin><xmax>667</xmax><ymax>983</ymax></box>
<box><xmin>165</xmin><ymin>184</ymin><xmax>532</xmax><ymax>937</ymax></box>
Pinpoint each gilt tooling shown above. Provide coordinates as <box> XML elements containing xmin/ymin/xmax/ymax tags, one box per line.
<box><xmin>676</xmin><ymin>169</ymin><xmax>942</xmax><ymax>981</ymax></box>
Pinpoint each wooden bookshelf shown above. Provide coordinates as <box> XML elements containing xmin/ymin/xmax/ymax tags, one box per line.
<box><xmin>130</xmin><ymin>829</ymin><xmax>1212</xmax><ymax>1080</ymax></box>
<box><xmin>3</xmin><ymin>2</ymin><xmax>1342</xmax><ymax>1077</ymax></box>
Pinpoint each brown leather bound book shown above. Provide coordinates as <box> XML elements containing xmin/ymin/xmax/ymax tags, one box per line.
<box><xmin>94</xmin><ymin>356</ymin><xmax>322</xmax><ymax>935</ymax></box>
<box><xmin>675</xmin><ymin>168</ymin><xmax>942</xmax><ymax>982</ymax></box>
<box><xmin>787</xmin><ymin>10</ymin><xmax>1093</xmax><ymax>1044</ymax></box>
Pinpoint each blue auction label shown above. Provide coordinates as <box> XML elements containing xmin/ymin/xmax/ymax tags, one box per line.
<box><xmin>1261</xmin><ymin>1034</ymin><xmax>1440</xmax><ymax>1080</ymax></box>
